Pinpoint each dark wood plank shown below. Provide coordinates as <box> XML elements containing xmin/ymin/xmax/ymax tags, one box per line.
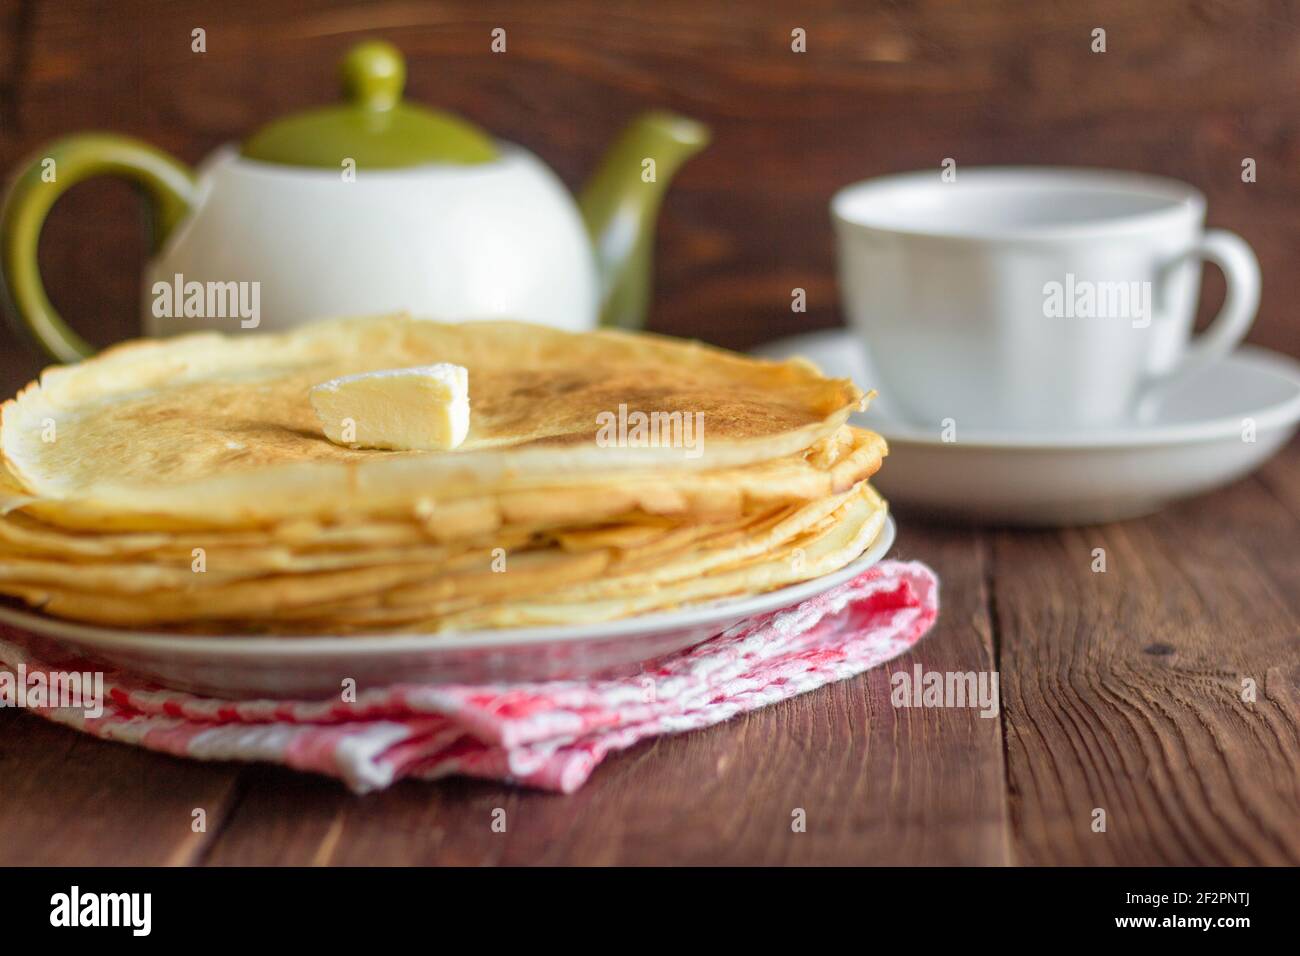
<box><xmin>0</xmin><ymin>0</ymin><xmax>36</xmax><ymax>391</ymax></box>
<box><xmin>203</xmin><ymin>526</ymin><xmax>1007</xmax><ymax>866</ymax></box>
<box><xmin>0</xmin><ymin>710</ymin><xmax>246</xmax><ymax>865</ymax></box>
<box><xmin>1255</xmin><ymin>438</ymin><xmax>1300</xmax><ymax>521</ymax></box>
<box><xmin>997</xmin><ymin>447</ymin><xmax>1300</xmax><ymax>865</ymax></box>
<box><xmin>0</xmin><ymin>0</ymin><xmax>27</xmax><ymax>108</ymax></box>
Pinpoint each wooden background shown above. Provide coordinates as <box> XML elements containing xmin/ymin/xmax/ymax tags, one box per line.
<box><xmin>0</xmin><ymin>0</ymin><xmax>1297</xmax><ymax>372</ymax></box>
<box><xmin>0</xmin><ymin>1</ymin><xmax>1297</xmax><ymax>867</ymax></box>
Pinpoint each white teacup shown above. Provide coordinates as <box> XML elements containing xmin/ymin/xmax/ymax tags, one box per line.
<box><xmin>832</xmin><ymin>167</ymin><xmax>1260</xmax><ymax>431</ymax></box>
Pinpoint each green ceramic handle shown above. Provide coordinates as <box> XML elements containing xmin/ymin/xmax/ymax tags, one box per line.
<box><xmin>0</xmin><ymin>133</ymin><xmax>198</xmax><ymax>362</ymax></box>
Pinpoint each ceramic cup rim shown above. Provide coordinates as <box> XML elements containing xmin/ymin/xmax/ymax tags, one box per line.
<box><xmin>831</xmin><ymin>166</ymin><xmax>1207</xmax><ymax>245</ymax></box>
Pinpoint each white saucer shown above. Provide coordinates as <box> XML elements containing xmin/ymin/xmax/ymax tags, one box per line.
<box><xmin>0</xmin><ymin>518</ymin><xmax>895</xmax><ymax>698</ymax></box>
<box><xmin>757</xmin><ymin>331</ymin><xmax>1300</xmax><ymax>525</ymax></box>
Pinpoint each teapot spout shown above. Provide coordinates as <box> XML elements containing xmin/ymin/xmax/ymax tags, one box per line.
<box><xmin>579</xmin><ymin>111</ymin><xmax>709</xmax><ymax>330</ymax></box>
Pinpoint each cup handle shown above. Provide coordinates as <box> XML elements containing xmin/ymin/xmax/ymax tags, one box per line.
<box><xmin>1136</xmin><ymin>228</ymin><xmax>1260</xmax><ymax>419</ymax></box>
<box><xmin>0</xmin><ymin>133</ymin><xmax>197</xmax><ymax>363</ymax></box>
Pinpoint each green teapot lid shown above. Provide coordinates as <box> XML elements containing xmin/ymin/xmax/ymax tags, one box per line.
<box><xmin>241</xmin><ymin>40</ymin><xmax>498</xmax><ymax>168</ymax></box>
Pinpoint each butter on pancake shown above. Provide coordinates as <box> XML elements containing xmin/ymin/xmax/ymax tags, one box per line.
<box><xmin>310</xmin><ymin>364</ymin><xmax>469</xmax><ymax>451</ymax></box>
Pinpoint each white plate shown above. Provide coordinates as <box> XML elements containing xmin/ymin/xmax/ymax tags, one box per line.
<box><xmin>0</xmin><ymin>517</ymin><xmax>895</xmax><ymax>698</ymax></box>
<box><xmin>758</xmin><ymin>331</ymin><xmax>1300</xmax><ymax>525</ymax></box>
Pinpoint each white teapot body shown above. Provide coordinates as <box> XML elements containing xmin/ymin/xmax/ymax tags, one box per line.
<box><xmin>145</xmin><ymin>145</ymin><xmax>599</xmax><ymax>337</ymax></box>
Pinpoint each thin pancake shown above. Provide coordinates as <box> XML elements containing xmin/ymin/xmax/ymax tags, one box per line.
<box><xmin>2</xmin><ymin>313</ymin><xmax>865</xmax><ymax>527</ymax></box>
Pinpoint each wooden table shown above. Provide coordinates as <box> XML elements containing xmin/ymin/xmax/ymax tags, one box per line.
<box><xmin>1</xmin><ymin>431</ymin><xmax>1295</xmax><ymax>865</ymax></box>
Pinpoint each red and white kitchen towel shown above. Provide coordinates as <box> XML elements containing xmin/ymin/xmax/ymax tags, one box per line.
<box><xmin>0</xmin><ymin>560</ymin><xmax>938</xmax><ymax>793</ymax></box>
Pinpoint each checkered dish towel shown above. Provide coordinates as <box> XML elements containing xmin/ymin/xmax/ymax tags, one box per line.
<box><xmin>0</xmin><ymin>560</ymin><xmax>937</xmax><ymax>793</ymax></box>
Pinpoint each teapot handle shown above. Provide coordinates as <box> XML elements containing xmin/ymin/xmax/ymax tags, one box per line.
<box><xmin>0</xmin><ymin>133</ymin><xmax>197</xmax><ymax>362</ymax></box>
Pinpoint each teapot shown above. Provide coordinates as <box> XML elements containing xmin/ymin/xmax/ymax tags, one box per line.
<box><xmin>0</xmin><ymin>40</ymin><xmax>709</xmax><ymax>362</ymax></box>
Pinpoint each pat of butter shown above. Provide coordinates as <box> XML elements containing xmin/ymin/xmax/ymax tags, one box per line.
<box><xmin>310</xmin><ymin>364</ymin><xmax>469</xmax><ymax>451</ymax></box>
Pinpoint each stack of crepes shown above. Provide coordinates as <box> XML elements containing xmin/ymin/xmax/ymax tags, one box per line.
<box><xmin>0</xmin><ymin>314</ymin><xmax>888</xmax><ymax>635</ymax></box>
